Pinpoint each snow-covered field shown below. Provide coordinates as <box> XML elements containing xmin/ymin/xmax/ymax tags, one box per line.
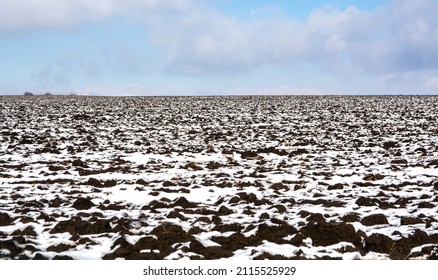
<box><xmin>0</xmin><ymin>95</ymin><xmax>437</xmax><ymax>260</ymax></box>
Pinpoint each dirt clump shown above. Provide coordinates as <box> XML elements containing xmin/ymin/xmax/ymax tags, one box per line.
<box><xmin>417</xmin><ymin>201</ymin><xmax>435</xmax><ymax>209</ymax></box>
<box><xmin>328</xmin><ymin>183</ymin><xmax>344</xmax><ymax>190</ymax></box>
<box><xmin>171</xmin><ymin>197</ymin><xmax>197</xmax><ymax>208</ymax></box>
<box><xmin>104</xmin><ymin>223</ymin><xmax>193</xmax><ymax>259</ymax></box>
<box><xmin>240</xmin><ymin>151</ymin><xmax>259</xmax><ymax>159</ymax></box>
<box><xmin>0</xmin><ymin>212</ymin><xmax>13</xmax><ymax>226</ymax></box>
<box><xmin>217</xmin><ymin>205</ymin><xmax>234</xmax><ymax>216</ymax></box>
<box><xmin>167</xmin><ymin>210</ymin><xmax>188</xmax><ymax>221</ymax></box>
<box><xmin>11</xmin><ymin>226</ymin><xmax>38</xmax><ymax>237</ymax></box>
<box><xmin>363</xmin><ymin>233</ymin><xmax>394</xmax><ymax>254</ymax></box>
<box><xmin>213</xmin><ymin>223</ymin><xmax>243</xmax><ymax>233</ymax></box>
<box><xmin>0</xmin><ymin>239</ymin><xmax>24</xmax><ymax>257</ymax></box>
<box><xmin>300</xmin><ymin>221</ymin><xmax>361</xmax><ymax>247</ymax></box>
<box><xmin>211</xmin><ymin>232</ymin><xmax>260</xmax><ymax>252</ymax></box>
<box><xmin>254</xmin><ymin>252</ymin><xmax>307</xmax><ymax>260</ymax></box>
<box><xmin>342</xmin><ymin>212</ymin><xmax>360</xmax><ymax>223</ymax></box>
<box><xmin>255</xmin><ymin>223</ymin><xmax>297</xmax><ymax>244</ymax></box>
<box><xmin>149</xmin><ymin>223</ymin><xmax>193</xmax><ymax>249</ymax></box>
<box><xmin>360</xmin><ymin>214</ymin><xmax>389</xmax><ymax>226</ymax></box>
<box><xmin>47</xmin><ymin>243</ymin><xmax>75</xmax><ymax>253</ymax></box>
<box><xmin>188</xmin><ymin>240</ymin><xmax>233</xmax><ymax>259</ymax></box>
<box><xmin>271</xmin><ymin>183</ymin><xmax>288</xmax><ymax>190</ymax></box>
<box><xmin>103</xmin><ymin>236</ymin><xmax>157</xmax><ymax>260</ymax></box>
<box><xmin>72</xmin><ymin>197</ymin><xmax>95</xmax><ymax>210</ymax></box>
<box><xmin>400</xmin><ymin>216</ymin><xmax>423</xmax><ymax>225</ymax></box>
<box><xmin>52</xmin><ymin>255</ymin><xmax>74</xmax><ymax>260</ymax></box>
<box><xmin>389</xmin><ymin>230</ymin><xmax>438</xmax><ymax>259</ymax></box>
<box><xmin>50</xmin><ymin>217</ymin><xmax>112</xmax><ymax>235</ymax></box>
<box><xmin>84</xmin><ymin>178</ymin><xmax>117</xmax><ymax>188</ymax></box>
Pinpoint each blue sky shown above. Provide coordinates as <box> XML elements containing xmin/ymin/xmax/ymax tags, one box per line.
<box><xmin>0</xmin><ymin>0</ymin><xmax>437</xmax><ymax>95</ymax></box>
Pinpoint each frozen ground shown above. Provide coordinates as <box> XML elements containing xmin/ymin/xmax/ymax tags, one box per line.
<box><xmin>0</xmin><ymin>95</ymin><xmax>437</xmax><ymax>260</ymax></box>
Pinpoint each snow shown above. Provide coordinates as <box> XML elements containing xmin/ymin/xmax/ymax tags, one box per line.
<box><xmin>1</xmin><ymin>95</ymin><xmax>437</xmax><ymax>260</ymax></box>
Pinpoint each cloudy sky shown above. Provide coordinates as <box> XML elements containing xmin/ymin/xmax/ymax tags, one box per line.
<box><xmin>0</xmin><ymin>0</ymin><xmax>437</xmax><ymax>95</ymax></box>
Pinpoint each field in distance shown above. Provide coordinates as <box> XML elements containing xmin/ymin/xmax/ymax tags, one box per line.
<box><xmin>0</xmin><ymin>95</ymin><xmax>437</xmax><ymax>260</ymax></box>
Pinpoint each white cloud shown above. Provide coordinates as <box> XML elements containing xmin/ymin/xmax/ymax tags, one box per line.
<box><xmin>0</xmin><ymin>0</ymin><xmax>114</xmax><ymax>30</ymax></box>
<box><xmin>3</xmin><ymin>0</ymin><xmax>438</xmax><ymax>93</ymax></box>
<box><xmin>33</xmin><ymin>54</ymin><xmax>104</xmax><ymax>88</ymax></box>
<box><xmin>0</xmin><ymin>0</ymin><xmax>190</xmax><ymax>30</ymax></box>
<box><xmin>163</xmin><ymin>0</ymin><xmax>438</xmax><ymax>90</ymax></box>
<box><xmin>5</xmin><ymin>0</ymin><xmax>438</xmax><ymax>77</ymax></box>
<box><xmin>147</xmin><ymin>6</ymin><xmax>309</xmax><ymax>74</ymax></box>
<box><xmin>425</xmin><ymin>76</ymin><xmax>438</xmax><ymax>89</ymax></box>
<box><xmin>325</xmin><ymin>34</ymin><xmax>346</xmax><ymax>52</ymax></box>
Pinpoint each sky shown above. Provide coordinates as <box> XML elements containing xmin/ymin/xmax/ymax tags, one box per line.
<box><xmin>0</xmin><ymin>0</ymin><xmax>437</xmax><ymax>95</ymax></box>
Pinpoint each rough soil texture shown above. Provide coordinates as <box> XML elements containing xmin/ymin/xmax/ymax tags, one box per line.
<box><xmin>0</xmin><ymin>95</ymin><xmax>437</xmax><ymax>260</ymax></box>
